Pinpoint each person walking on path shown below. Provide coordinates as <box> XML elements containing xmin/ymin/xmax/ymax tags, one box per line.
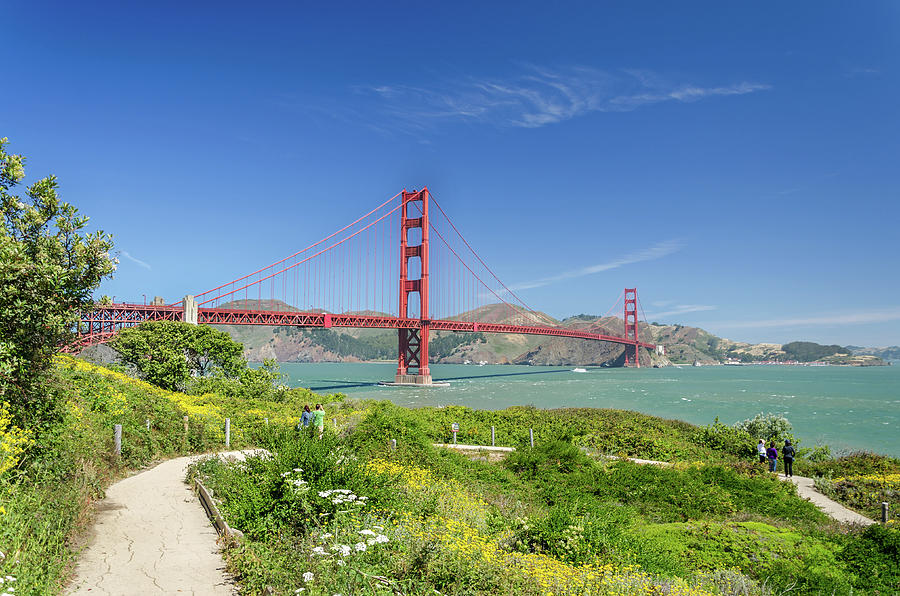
<box><xmin>313</xmin><ymin>403</ymin><xmax>325</xmax><ymax>439</ymax></box>
<box><xmin>300</xmin><ymin>405</ymin><xmax>312</xmax><ymax>429</ymax></box>
<box><xmin>757</xmin><ymin>440</ymin><xmax>766</xmax><ymax>463</ymax></box>
<box><xmin>782</xmin><ymin>439</ymin><xmax>795</xmax><ymax>477</ymax></box>
<box><xmin>766</xmin><ymin>441</ymin><xmax>778</xmax><ymax>472</ymax></box>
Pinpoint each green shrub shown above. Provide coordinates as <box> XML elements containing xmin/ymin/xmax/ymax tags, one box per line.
<box><xmin>838</xmin><ymin>524</ymin><xmax>900</xmax><ymax>592</ymax></box>
<box><xmin>733</xmin><ymin>412</ymin><xmax>795</xmax><ymax>445</ymax></box>
<box><xmin>693</xmin><ymin>417</ymin><xmax>754</xmax><ymax>458</ymax></box>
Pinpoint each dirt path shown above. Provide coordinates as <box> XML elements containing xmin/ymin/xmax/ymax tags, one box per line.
<box><xmin>785</xmin><ymin>474</ymin><xmax>874</xmax><ymax>525</ymax></box>
<box><xmin>66</xmin><ymin>453</ymin><xmax>241</xmax><ymax>596</ymax></box>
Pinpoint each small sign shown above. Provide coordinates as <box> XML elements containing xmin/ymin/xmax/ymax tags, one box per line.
<box><xmin>451</xmin><ymin>422</ymin><xmax>459</xmax><ymax>433</ymax></box>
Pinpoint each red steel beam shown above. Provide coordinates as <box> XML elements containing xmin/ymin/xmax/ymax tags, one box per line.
<box><xmin>76</xmin><ymin>304</ymin><xmax>655</xmax><ymax>350</ymax></box>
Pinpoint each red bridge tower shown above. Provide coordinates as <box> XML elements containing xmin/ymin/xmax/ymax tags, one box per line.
<box><xmin>624</xmin><ymin>287</ymin><xmax>640</xmax><ymax>367</ymax></box>
<box><xmin>395</xmin><ymin>188</ymin><xmax>432</xmax><ymax>384</ymax></box>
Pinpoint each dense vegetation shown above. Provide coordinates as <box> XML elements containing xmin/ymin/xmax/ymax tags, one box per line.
<box><xmin>297</xmin><ymin>328</ymin><xmax>395</xmax><ymax>360</ymax></box>
<box><xmin>193</xmin><ymin>404</ymin><xmax>900</xmax><ymax>595</ymax></box>
<box><xmin>780</xmin><ymin>341</ymin><xmax>848</xmax><ymax>362</ymax></box>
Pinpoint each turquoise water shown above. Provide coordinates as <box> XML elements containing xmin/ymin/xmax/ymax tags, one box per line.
<box><xmin>278</xmin><ymin>362</ymin><xmax>900</xmax><ymax>457</ymax></box>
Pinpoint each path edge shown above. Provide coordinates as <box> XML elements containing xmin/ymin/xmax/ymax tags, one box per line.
<box><xmin>195</xmin><ymin>479</ymin><xmax>242</xmax><ymax>539</ymax></box>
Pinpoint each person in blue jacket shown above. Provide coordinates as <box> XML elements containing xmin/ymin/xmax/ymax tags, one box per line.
<box><xmin>299</xmin><ymin>404</ymin><xmax>312</xmax><ymax>430</ymax></box>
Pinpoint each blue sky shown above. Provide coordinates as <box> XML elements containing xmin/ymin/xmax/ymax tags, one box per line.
<box><xmin>4</xmin><ymin>1</ymin><xmax>899</xmax><ymax>346</ymax></box>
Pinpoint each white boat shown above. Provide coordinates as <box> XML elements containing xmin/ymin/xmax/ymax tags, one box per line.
<box><xmin>572</xmin><ymin>368</ymin><xmax>588</xmax><ymax>373</ymax></box>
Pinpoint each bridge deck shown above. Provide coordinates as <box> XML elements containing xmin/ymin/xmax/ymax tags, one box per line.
<box><xmin>75</xmin><ymin>304</ymin><xmax>656</xmax><ymax>350</ymax></box>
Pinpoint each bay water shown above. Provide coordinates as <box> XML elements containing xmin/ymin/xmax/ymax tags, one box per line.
<box><xmin>278</xmin><ymin>362</ymin><xmax>900</xmax><ymax>457</ymax></box>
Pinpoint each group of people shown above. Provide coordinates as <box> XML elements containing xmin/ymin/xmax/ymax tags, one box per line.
<box><xmin>757</xmin><ymin>438</ymin><xmax>795</xmax><ymax>477</ymax></box>
<box><xmin>299</xmin><ymin>403</ymin><xmax>326</xmax><ymax>438</ymax></box>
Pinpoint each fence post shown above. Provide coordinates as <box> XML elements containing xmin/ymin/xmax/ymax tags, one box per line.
<box><xmin>225</xmin><ymin>418</ymin><xmax>231</xmax><ymax>449</ymax></box>
<box><xmin>265</xmin><ymin>418</ymin><xmax>269</xmax><ymax>426</ymax></box>
<box><xmin>391</xmin><ymin>439</ymin><xmax>397</xmax><ymax>451</ymax></box>
<box><xmin>883</xmin><ymin>502</ymin><xmax>890</xmax><ymax>524</ymax></box>
<box><xmin>145</xmin><ymin>419</ymin><xmax>150</xmax><ymax>431</ymax></box>
<box><xmin>114</xmin><ymin>424</ymin><xmax>122</xmax><ymax>456</ymax></box>
<box><xmin>491</xmin><ymin>426</ymin><xmax>495</xmax><ymax>447</ymax></box>
<box><xmin>333</xmin><ymin>417</ymin><xmax>337</xmax><ymax>428</ymax></box>
<box><xmin>529</xmin><ymin>428</ymin><xmax>534</xmax><ymax>448</ymax></box>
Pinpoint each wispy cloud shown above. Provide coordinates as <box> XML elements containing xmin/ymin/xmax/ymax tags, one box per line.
<box><xmin>711</xmin><ymin>308</ymin><xmax>900</xmax><ymax>329</ymax></box>
<box><xmin>844</xmin><ymin>66</ymin><xmax>880</xmax><ymax>78</ymax></box>
<box><xmin>644</xmin><ymin>304</ymin><xmax>718</xmax><ymax>320</ymax></box>
<box><xmin>360</xmin><ymin>66</ymin><xmax>770</xmax><ymax>130</ymax></box>
<box><xmin>509</xmin><ymin>240</ymin><xmax>683</xmax><ymax>291</ymax></box>
<box><xmin>121</xmin><ymin>251</ymin><xmax>151</xmax><ymax>270</ymax></box>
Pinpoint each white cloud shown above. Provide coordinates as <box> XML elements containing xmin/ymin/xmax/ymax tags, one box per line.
<box><xmin>361</xmin><ymin>66</ymin><xmax>770</xmax><ymax>130</ymax></box>
<box><xmin>121</xmin><ymin>251</ymin><xmax>151</xmax><ymax>270</ymax></box>
<box><xmin>711</xmin><ymin>308</ymin><xmax>900</xmax><ymax>329</ymax></box>
<box><xmin>509</xmin><ymin>240</ymin><xmax>683</xmax><ymax>291</ymax></box>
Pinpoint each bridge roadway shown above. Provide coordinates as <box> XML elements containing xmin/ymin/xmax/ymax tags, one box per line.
<box><xmin>75</xmin><ymin>303</ymin><xmax>656</xmax><ymax>350</ymax></box>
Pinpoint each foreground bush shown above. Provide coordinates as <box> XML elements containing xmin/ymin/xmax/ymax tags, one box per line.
<box><xmin>194</xmin><ymin>429</ymin><xmax>749</xmax><ymax>596</ymax></box>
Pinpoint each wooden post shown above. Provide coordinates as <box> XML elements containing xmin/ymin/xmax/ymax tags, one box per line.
<box><xmin>883</xmin><ymin>502</ymin><xmax>890</xmax><ymax>524</ymax></box>
<box><xmin>145</xmin><ymin>419</ymin><xmax>150</xmax><ymax>431</ymax></box>
<box><xmin>391</xmin><ymin>439</ymin><xmax>397</xmax><ymax>451</ymax></box>
<box><xmin>491</xmin><ymin>426</ymin><xmax>495</xmax><ymax>447</ymax></box>
<box><xmin>114</xmin><ymin>424</ymin><xmax>122</xmax><ymax>456</ymax></box>
<box><xmin>225</xmin><ymin>418</ymin><xmax>231</xmax><ymax>449</ymax></box>
<box><xmin>529</xmin><ymin>428</ymin><xmax>534</xmax><ymax>448</ymax></box>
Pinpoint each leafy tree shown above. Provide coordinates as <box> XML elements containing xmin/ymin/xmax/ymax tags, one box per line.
<box><xmin>110</xmin><ymin>321</ymin><xmax>245</xmax><ymax>391</ymax></box>
<box><xmin>0</xmin><ymin>137</ymin><xmax>115</xmax><ymax>422</ymax></box>
<box><xmin>733</xmin><ymin>412</ymin><xmax>795</xmax><ymax>445</ymax></box>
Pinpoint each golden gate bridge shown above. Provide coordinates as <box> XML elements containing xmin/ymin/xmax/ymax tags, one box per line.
<box><xmin>76</xmin><ymin>188</ymin><xmax>656</xmax><ymax>384</ymax></box>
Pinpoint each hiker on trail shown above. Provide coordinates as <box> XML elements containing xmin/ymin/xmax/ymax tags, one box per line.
<box><xmin>313</xmin><ymin>403</ymin><xmax>325</xmax><ymax>439</ymax></box>
<box><xmin>782</xmin><ymin>439</ymin><xmax>795</xmax><ymax>478</ymax></box>
<box><xmin>766</xmin><ymin>441</ymin><xmax>778</xmax><ymax>472</ymax></box>
<box><xmin>757</xmin><ymin>439</ymin><xmax>766</xmax><ymax>463</ymax></box>
<box><xmin>300</xmin><ymin>405</ymin><xmax>312</xmax><ymax>429</ymax></box>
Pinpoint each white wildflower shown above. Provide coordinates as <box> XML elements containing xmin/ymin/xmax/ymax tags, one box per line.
<box><xmin>375</xmin><ymin>534</ymin><xmax>389</xmax><ymax>544</ymax></box>
<box><xmin>332</xmin><ymin>544</ymin><xmax>351</xmax><ymax>557</ymax></box>
<box><xmin>302</xmin><ymin>571</ymin><xmax>314</xmax><ymax>583</ymax></box>
<box><xmin>311</xmin><ymin>546</ymin><xmax>327</xmax><ymax>555</ymax></box>
<box><xmin>358</xmin><ymin>529</ymin><xmax>376</xmax><ymax>536</ymax></box>
<box><xmin>322</xmin><ymin>533</ymin><xmax>333</xmax><ymax>539</ymax></box>
<box><xmin>355</xmin><ymin>542</ymin><xmax>367</xmax><ymax>552</ymax></box>
<box><xmin>336</xmin><ymin>559</ymin><xmax>345</xmax><ymax>567</ymax></box>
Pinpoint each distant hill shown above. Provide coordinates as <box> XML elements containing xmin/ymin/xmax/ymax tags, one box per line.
<box><xmin>847</xmin><ymin>345</ymin><xmax>900</xmax><ymax>361</ymax></box>
<box><xmin>205</xmin><ymin>300</ymin><xmax>887</xmax><ymax>367</ymax></box>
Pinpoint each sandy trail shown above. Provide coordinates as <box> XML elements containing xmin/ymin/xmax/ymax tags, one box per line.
<box><xmin>785</xmin><ymin>474</ymin><xmax>874</xmax><ymax>525</ymax></box>
<box><xmin>67</xmin><ymin>453</ymin><xmax>241</xmax><ymax>596</ymax></box>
